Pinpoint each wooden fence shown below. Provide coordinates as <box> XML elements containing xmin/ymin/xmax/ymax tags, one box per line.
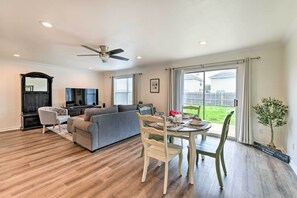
<box><xmin>184</xmin><ymin>92</ymin><xmax>236</xmax><ymax>107</ymax></box>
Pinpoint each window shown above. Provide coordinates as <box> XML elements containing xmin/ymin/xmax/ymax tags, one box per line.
<box><xmin>113</xmin><ymin>76</ymin><xmax>133</xmax><ymax>105</ymax></box>
<box><xmin>85</xmin><ymin>89</ymin><xmax>97</xmax><ymax>105</ymax></box>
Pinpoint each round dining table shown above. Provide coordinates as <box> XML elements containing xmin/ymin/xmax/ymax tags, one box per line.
<box><xmin>148</xmin><ymin>119</ymin><xmax>212</xmax><ymax>184</ymax></box>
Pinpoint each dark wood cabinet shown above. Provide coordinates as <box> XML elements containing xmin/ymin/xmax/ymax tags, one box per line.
<box><xmin>20</xmin><ymin>72</ymin><xmax>53</xmax><ymax>131</ymax></box>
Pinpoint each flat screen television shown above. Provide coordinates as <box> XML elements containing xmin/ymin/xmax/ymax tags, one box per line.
<box><xmin>65</xmin><ymin>88</ymin><xmax>98</xmax><ymax>107</ymax></box>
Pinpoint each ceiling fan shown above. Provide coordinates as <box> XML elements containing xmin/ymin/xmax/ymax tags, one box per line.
<box><xmin>77</xmin><ymin>45</ymin><xmax>129</xmax><ymax>63</ymax></box>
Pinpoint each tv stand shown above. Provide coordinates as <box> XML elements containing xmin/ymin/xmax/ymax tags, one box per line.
<box><xmin>66</xmin><ymin>105</ymin><xmax>101</xmax><ymax>117</ymax></box>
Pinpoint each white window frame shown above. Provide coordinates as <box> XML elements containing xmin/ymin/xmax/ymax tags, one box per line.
<box><xmin>113</xmin><ymin>75</ymin><xmax>133</xmax><ymax>105</ymax></box>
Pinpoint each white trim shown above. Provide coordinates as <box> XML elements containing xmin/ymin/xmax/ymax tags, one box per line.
<box><xmin>0</xmin><ymin>127</ymin><xmax>19</xmax><ymax>133</ymax></box>
<box><xmin>290</xmin><ymin>161</ymin><xmax>297</xmax><ymax>176</ymax></box>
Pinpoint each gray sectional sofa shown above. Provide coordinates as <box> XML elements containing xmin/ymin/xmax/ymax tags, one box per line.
<box><xmin>69</xmin><ymin>105</ymin><xmax>140</xmax><ymax>152</ymax></box>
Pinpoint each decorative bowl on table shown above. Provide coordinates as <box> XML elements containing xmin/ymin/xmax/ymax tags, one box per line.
<box><xmin>190</xmin><ymin>119</ymin><xmax>204</xmax><ymax>126</ymax></box>
<box><xmin>182</xmin><ymin>113</ymin><xmax>195</xmax><ymax>119</ymax></box>
<box><xmin>182</xmin><ymin>114</ymin><xmax>189</xmax><ymax>119</ymax></box>
<box><xmin>157</xmin><ymin>121</ymin><xmax>173</xmax><ymax>127</ymax></box>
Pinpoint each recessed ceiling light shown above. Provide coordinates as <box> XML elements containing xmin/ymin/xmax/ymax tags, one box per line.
<box><xmin>39</xmin><ymin>21</ymin><xmax>53</xmax><ymax>28</ymax></box>
<box><xmin>88</xmin><ymin>67</ymin><xmax>92</xmax><ymax>70</ymax></box>
<box><xmin>199</xmin><ymin>41</ymin><xmax>207</xmax><ymax>45</ymax></box>
<box><xmin>136</xmin><ymin>56</ymin><xmax>142</xmax><ymax>59</ymax></box>
<box><xmin>13</xmin><ymin>54</ymin><xmax>20</xmax><ymax>57</ymax></box>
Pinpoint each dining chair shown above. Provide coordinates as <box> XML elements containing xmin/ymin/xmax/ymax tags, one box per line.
<box><xmin>182</xmin><ymin>105</ymin><xmax>201</xmax><ymax>118</ymax></box>
<box><xmin>181</xmin><ymin>105</ymin><xmax>202</xmax><ymax>146</ymax></box>
<box><xmin>189</xmin><ymin>111</ymin><xmax>234</xmax><ymax>189</ymax></box>
<box><xmin>137</xmin><ymin>113</ymin><xmax>183</xmax><ymax>195</ymax></box>
<box><xmin>138</xmin><ymin>103</ymin><xmax>155</xmax><ymax>115</ymax></box>
<box><xmin>139</xmin><ymin>104</ymin><xmax>165</xmax><ymax>157</ymax></box>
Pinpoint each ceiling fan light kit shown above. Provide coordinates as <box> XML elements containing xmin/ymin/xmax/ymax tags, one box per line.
<box><xmin>78</xmin><ymin>45</ymin><xmax>129</xmax><ymax>63</ymax></box>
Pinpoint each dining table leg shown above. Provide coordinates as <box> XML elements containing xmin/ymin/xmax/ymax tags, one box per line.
<box><xmin>189</xmin><ymin>133</ymin><xmax>196</xmax><ymax>184</ymax></box>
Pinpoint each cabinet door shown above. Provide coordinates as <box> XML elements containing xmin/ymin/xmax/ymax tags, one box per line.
<box><xmin>23</xmin><ymin>115</ymin><xmax>42</xmax><ymax>130</ymax></box>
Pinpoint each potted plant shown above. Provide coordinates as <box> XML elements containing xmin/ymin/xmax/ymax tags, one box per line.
<box><xmin>252</xmin><ymin>97</ymin><xmax>288</xmax><ymax>148</ymax></box>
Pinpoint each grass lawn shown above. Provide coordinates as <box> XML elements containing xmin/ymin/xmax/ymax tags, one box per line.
<box><xmin>183</xmin><ymin>105</ymin><xmax>235</xmax><ymax>125</ymax></box>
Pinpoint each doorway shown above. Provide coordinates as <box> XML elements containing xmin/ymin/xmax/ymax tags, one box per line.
<box><xmin>183</xmin><ymin>68</ymin><xmax>237</xmax><ymax>139</ymax></box>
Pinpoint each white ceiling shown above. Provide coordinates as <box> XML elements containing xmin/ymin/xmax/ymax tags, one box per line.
<box><xmin>1</xmin><ymin>0</ymin><xmax>297</xmax><ymax>71</ymax></box>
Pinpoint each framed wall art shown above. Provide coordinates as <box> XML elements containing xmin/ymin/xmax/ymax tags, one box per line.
<box><xmin>150</xmin><ymin>78</ymin><xmax>160</xmax><ymax>93</ymax></box>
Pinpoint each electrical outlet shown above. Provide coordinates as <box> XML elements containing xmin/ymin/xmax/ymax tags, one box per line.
<box><xmin>293</xmin><ymin>144</ymin><xmax>295</xmax><ymax>150</ymax></box>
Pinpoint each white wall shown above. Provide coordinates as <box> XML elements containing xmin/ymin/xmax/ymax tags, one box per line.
<box><xmin>103</xmin><ymin>65</ymin><xmax>169</xmax><ymax>113</ymax></box>
<box><xmin>184</xmin><ymin>79</ymin><xmax>202</xmax><ymax>92</ymax></box>
<box><xmin>103</xmin><ymin>44</ymin><xmax>285</xmax><ymax>147</ymax></box>
<box><xmin>284</xmin><ymin>30</ymin><xmax>297</xmax><ymax>167</ymax></box>
<box><xmin>0</xmin><ymin>58</ymin><xmax>104</xmax><ymax>132</ymax></box>
<box><xmin>210</xmin><ymin>78</ymin><xmax>236</xmax><ymax>93</ymax></box>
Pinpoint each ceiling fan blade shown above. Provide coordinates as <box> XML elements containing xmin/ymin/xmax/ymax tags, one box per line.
<box><xmin>108</xmin><ymin>48</ymin><xmax>124</xmax><ymax>55</ymax></box>
<box><xmin>77</xmin><ymin>54</ymin><xmax>99</xmax><ymax>56</ymax></box>
<box><xmin>81</xmin><ymin>45</ymin><xmax>100</xmax><ymax>53</ymax></box>
<box><xmin>110</xmin><ymin>55</ymin><xmax>129</xmax><ymax>61</ymax></box>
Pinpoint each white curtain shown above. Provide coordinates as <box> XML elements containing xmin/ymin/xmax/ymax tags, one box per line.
<box><xmin>238</xmin><ymin>58</ymin><xmax>253</xmax><ymax>144</ymax></box>
<box><xmin>133</xmin><ymin>73</ymin><xmax>141</xmax><ymax>104</ymax></box>
<box><xmin>168</xmin><ymin>68</ymin><xmax>184</xmax><ymax>113</ymax></box>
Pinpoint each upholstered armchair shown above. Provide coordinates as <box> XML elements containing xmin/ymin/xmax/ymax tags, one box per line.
<box><xmin>38</xmin><ymin>107</ymin><xmax>70</xmax><ymax>133</ymax></box>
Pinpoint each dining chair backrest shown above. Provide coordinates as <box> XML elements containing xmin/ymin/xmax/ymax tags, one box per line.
<box><xmin>182</xmin><ymin>105</ymin><xmax>201</xmax><ymax>117</ymax></box>
<box><xmin>216</xmin><ymin>111</ymin><xmax>234</xmax><ymax>153</ymax></box>
<box><xmin>137</xmin><ymin>113</ymin><xmax>168</xmax><ymax>158</ymax></box>
<box><xmin>139</xmin><ymin>104</ymin><xmax>154</xmax><ymax>115</ymax></box>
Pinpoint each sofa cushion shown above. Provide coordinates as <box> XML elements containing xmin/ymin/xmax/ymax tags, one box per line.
<box><xmin>84</xmin><ymin>106</ymin><xmax>118</xmax><ymax>121</ymax></box>
<box><xmin>118</xmin><ymin>105</ymin><xmax>137</xmax><ymax>112</ymax></box>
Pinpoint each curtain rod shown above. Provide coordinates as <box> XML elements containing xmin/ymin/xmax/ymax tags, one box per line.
<box><xmin>165</xmin><ymin>56</ymin><xmax>261</xmax><ymax>70</ymax></box>
<box><xmin>109</xmin><ymin>72</ymin><xmax>142</xmax><ymax>78</ymax></box>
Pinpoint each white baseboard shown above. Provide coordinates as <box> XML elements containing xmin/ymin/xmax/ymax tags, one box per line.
<box><xmin>0</xmin><ymin>127</ymin><xmax>19</xmax><ymax>133</ymax></box>
<box><xmin>290</xmin><ymin>161</ymin><xmax>297</xmax><ymax>176</ymax></box>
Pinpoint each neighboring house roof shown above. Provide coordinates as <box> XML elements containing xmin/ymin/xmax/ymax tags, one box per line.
<box><xmin>184</xmin><ymin>74</ymin><xmax>202</xmax><ymax>81</ymax></box>
<box><xmin>209</xmin><ymin>70</ymin><xmax>236</xmax><ymax>79</ymax></box>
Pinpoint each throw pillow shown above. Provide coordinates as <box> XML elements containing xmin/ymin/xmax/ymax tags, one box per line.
<box><xmin>84</xmin><ymin>106</ymin><xmax>119</xmax><ymax>121</ymax></box>
<box><xmin>118</xmin><ymin>105</ymin><xmax>137</xmax><ymax>112</ymax></box>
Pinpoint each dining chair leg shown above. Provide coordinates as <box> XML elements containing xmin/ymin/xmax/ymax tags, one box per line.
<box><xmin>42</xmin><ymin>125</ymin><xmax>46</xmax><ymax>133</ymax></box>
<box><xmin>215</xmin><ymin>156</ymin><xmax>223</xmax><ymax>189</ymax></box>
<box><xmin>163</xmin><ymin>161</ymin><xmax>169</xmax><ymax>194</ymax></box>
<box><xmin>196</xmin><ymin>152</ymin><xmax>199</xmax><ymax>165</ymax></box>
<box><xmin>178</xmin><ymin>152</ymin><xmax>183</xmax><ymax>176</ymax></box>
<box><xmin>187</xmin><ymin>148</ymin><xmax>189</xmax><ymax>176</ymax></box>
<box><xmin>142</xmin><ymin>156</ymin><xmax>149</xmax><ymax>182</ymax></box>
<box><xmin>140</xmin><ymin>146</ymin><xmax>144</xmax><ymax>157</ymax></box>
<box><xmin>220</xmin><ymin>149</ymin><xmax>227</xmax><ymax>176</ymax></box>
<box><xmin>158</xmin><ymin>160</ymin><xmax>162</xmax><ymax>166</ymax></box>
<box><xmin>201</xmin><ymin>133</ymin><xmax>206</xmax><ymax>160</ymax></box>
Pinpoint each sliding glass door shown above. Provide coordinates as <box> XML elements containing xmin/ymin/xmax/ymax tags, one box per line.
<box><xmin>183</xmin><ymin>68</ymin><xmax>237</xmax><ymax>139</ymax></box>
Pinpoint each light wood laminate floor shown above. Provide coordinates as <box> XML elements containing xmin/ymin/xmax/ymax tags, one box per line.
<box><xmin>0</xmin><ymin>129</ymin><xmax>297</xmax><ymax>198</ymax></box>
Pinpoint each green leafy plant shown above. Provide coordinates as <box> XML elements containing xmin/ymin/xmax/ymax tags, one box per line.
<box><xmin>252</xmin><ymin>97</ymin><xmax>288</xmax><ymax>148</ymax></box>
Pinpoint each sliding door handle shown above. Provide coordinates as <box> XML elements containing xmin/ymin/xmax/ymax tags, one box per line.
<box><xmin>234</xmin><ymin>99</ymin><xmax>238</xmax><ymax>107</ymax></box>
